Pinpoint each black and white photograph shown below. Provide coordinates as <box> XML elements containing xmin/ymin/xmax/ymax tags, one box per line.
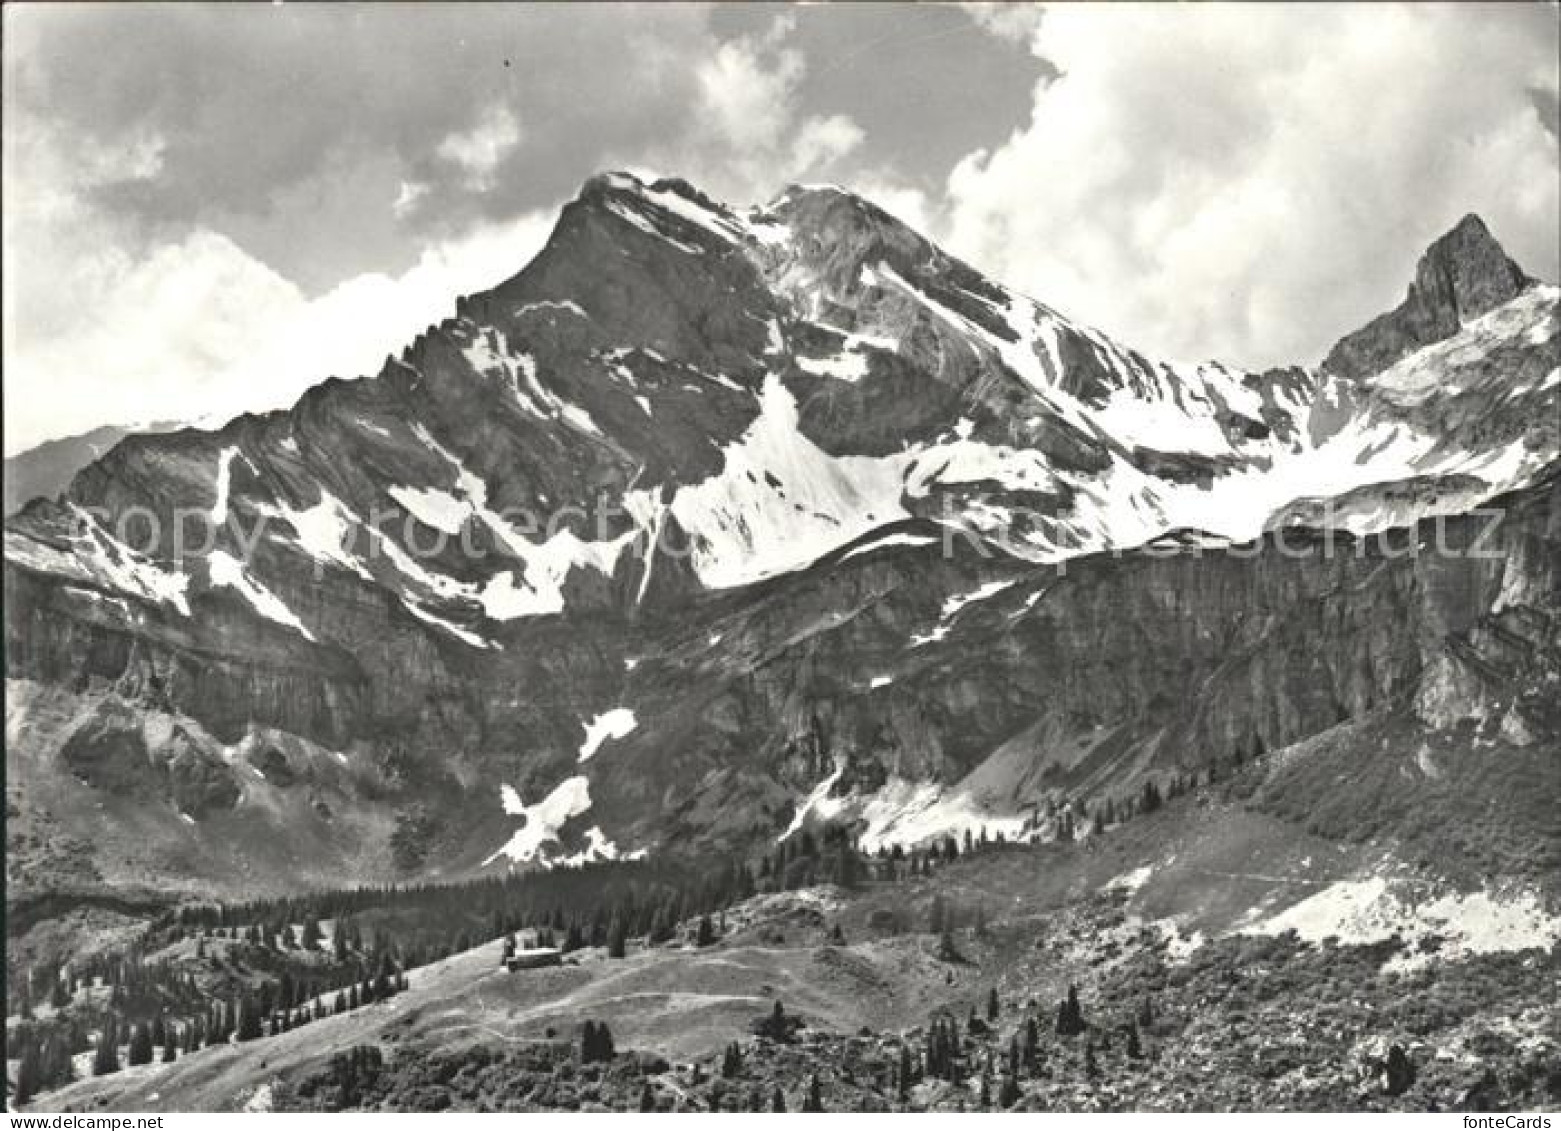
<box><xmin>3</xmin><ymin>0</ymin><xmax>1559</xmax><ymax>1117</ymax></box>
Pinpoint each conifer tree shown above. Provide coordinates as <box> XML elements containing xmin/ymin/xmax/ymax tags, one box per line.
<box><xmin>237</xmin><ymin>996</ymin><xmax>264</xmax><ymax>1041</ymax></box>
<box><xmin>127</xmin><ymin>1022</ymin><xmax>154</xmax><ymax>1066</ymax></box>
<box><xmin>1384</xmin><ymin>1044</ymin><xmax>1416</xmax><ymax>1097</ymax></box>
<box><xmin>15</xmin><ymin>1041</ymin><xmax>41</xmax><ymax>1104</ymax></box>
<box><xmin>938</xmin><ymin>922</ymin><xmax>962</xmax><ymax>963</ymax></box>
<box><xmin>771</xmin><ymin>1086</ymin><xmax>786</xmax><ymax>1112</ymax></box>
<box><xmin>1056</xmin><ymin>984</ymin><xmax>1086</xmax><ymax>1037</ymax></box>
<box><xmin>803</xmin><ymin>1073</ymin><xmax>823</xmax><ymax>1112</ymax></box>
<box><xmin>987</xmin><ymin>986</ymin><xmax>1000</xmax><ymax>1022</ymax></box>
<box><xmin>92</xmin><ymin>1017</ymin><xmax>120</xmax><ymax>1076</ymax></box>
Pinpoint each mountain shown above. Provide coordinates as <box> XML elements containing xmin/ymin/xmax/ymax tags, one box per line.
<box><xmin>3</xmin><ymin>421</ymin><xmax>183</xmax><ymax>517</ymax></box>
<box><xmin>1322</xmin><ymin>214</ymin><xmax>1535</xmax><ymax>382</ymax></box>
<box><xmin>4</xmin><ymin>174</ymin><xmax>1558</xmax><ymax>905</ymax></box>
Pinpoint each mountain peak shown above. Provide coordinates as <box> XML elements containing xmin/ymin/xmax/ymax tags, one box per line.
<box><xmin>1414</xmin><ymin>212</ymin><xmax>1532</xmax><ymax>322</ymax></box>
<box><xmin>1320</xmin><ymin>212</ymin><xmax>1534</xmax><ymax>381</ymax></box>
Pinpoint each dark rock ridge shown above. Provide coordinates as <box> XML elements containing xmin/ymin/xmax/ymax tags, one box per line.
<box><xmin>1321</xmin><ymin>213</ymin><xmax>1534</xmax><ymax>381</ymax></box>
<box><xmin>4</xmin><ymin>172</ymin><xmax>1557</xmax><ymax>895</ymax></box>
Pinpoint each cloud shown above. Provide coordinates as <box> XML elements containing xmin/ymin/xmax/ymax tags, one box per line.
<box><xmin>947</xmin><ymin>3</ymin><xmax>1560</xmax><ymax>369</ymax></box>
<box><xmin>2</xmin><ymin>198</ymin><xmax>553</xmax><ymax>453</ymax></box>
<box><xmin>436</xmin><ymin>104</ymin><xmax>522</xmax><ymax>190</ymax></box>
<box><xmin>647</xmin><ymin>14</ymin><xmax>866</xmax><ymax>203</ymax></box>
<box><xmin>959</xmin><ymin>2</ymin><xmax>1046</xmax><ymax>46</ymax></box>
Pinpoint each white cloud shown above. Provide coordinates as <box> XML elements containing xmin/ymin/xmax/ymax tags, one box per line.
<box><xmin>436</xmin><ymin>104</ymin><xmax>522</xmax><ymax>189</ymax></box>
<box><xmin>948</xmin><ymin>3</ymin><xmax>1560</xmax><ymax>369</ymax></box>
<box><xmin>3</xmin><ymin>210</ymin><xmax>554</xmax><ymax>454</ymax></box>
<box><xmin>651</xmin><ymin>14</ymin><xmax>866</xmax><ymax>204</ymax></box>
<box><xmin>392</xmin><ymin>179</ymin><xmax>429</xmax><ymax>217</ymax></box>
<box><xmin>959</xmin><ymin>2</ymin><xmax>1046</xmax><ymax>46</ymax></box>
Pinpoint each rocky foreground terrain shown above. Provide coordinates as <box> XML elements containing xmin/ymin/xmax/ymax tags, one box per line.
<box><xmin>16</xmin><ymin>775</ymin><xmax>1561</xmax><ymax>1112</ymax></box>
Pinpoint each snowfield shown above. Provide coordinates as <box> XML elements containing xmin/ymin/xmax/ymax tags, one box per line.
<box><xmin>1241</xmin><ymin>878</ymin><xmax>1561</xmax><ymax>970</ymax></box>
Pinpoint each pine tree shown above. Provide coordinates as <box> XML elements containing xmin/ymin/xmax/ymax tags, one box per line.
<box><xmin>375</xmin><ymin>953</ymin><xmax>395</xmax><ymax>999</ymax></box>
<box><xmin>1056</xmin><ymin>983</ymin><xmax>1086</xmax><ymax>1037</ymax></box>
<box><xmin>721</xmin><ymin>1041</ymin><xmax>742</xmax><ymax>1078</ymax></box>
<box><xmin>759</xmin><ymin>999</ymin><xmax>793</xmax><ymax>1042</ymax></box>
<box><xmin>15</xmin><ymin>1041</ymin><xmax>41</xmax><ymax>1105</ymax></box>
<box><xmin>639</xmin><ymin>1080</ymin><xmax>657</xmax><ymax>1112</ymax></box>
<box><xmin>92</xmin><ymin>1017</ymin><xmax>120</xmax><ymax>1077</ymax></box>
<box><xmin>162</xmin><ymin>1028</ymin><xmax>178</xmax><ymax>1063</ymax></box>
<box><xmin>237</xmin><ymin>996</ymin><xmax>264</xmax><ymax>1041</ymax></box>
<box><xmin>1384</xmin><ymin>1044</ymin><xmax>1416</xmax><ymax>1097</ymax></box>
<box><xmin>771</xmin><ymin>1086</ymin><xmax>787</xmax><ymax>1112</ymax></box>
<box><xmin>127</xmin><ymin>1022</ymin><xmax>154</xmax><ymax>1066</ymax></box>
<box><xmin>696</xmin><ymin>914</ymin><xmax>715</xmax><ymax>947</ymax></box>
<box><xmin>1084</xmin><ymin>1041</ymin><xmax>1099</xmax><ymax>1081</ymax></box>
<box><xmin>998</xmin><ymin>1071</ymin><xmax>1020</xmax><ymax>1108</ymax></box>
<box><xmin>1126</xmin><ymin>1020</ymin><xmax>1144</xmax><ymax>1060</ymax></box>
<box><xmin>803</xmin><ymin>1073</ymin><xmax>823</xmax><ymax>1112</ymax></box>
<box><xmin>608</xmin><ymin>917</ymin><xmax>627</xmax><ymax>959</ymax></box>
<box><xmin>1137</xmin><ymin>995</ymin><xmax>1155</xmax><ymax>1028</ymax></box>
<box><xmin>987</xmin><ymin>986</ymin><xmax>1000</xmax><ymax>1022</ymax></box>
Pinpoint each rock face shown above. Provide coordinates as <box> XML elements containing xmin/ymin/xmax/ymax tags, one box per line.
<box><xmin>3</xmin><ymin>421</ymin><xmax>182</xmax><ymax>517</ymax></box>
<box><xmin>1321</xmin><ymin>214</ymin><xmax>1534</xmax><ymax>381</ymax></box>
<box><xmin>4</xmin><ymin>173</ymin><xmax>1558</xmax><ymax>896</ymax></box>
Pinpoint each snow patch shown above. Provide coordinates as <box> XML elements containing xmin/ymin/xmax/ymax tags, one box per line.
<box><xmin>941</xmin><ymin>579</ymin><xmax>1018</xmax><ymax>619</ymax></box>
<box><xmin>210</xmin><ymin>447</ymin><xmax>240</xmax><ymax>525</ymax></box>
<box><xmin>389</xmin><ymin>485</ymin><xmax>472</xmax><ymax>535</ymax></box>
<box><xmin>486</xmin><ymin>775</ymin><xmax>594</xmax><ymax>865</ymax></box>
<box><xmin>578</xmin><ymin>708</ymin><xmax>637</xmax><ymax>762</ymax></box>
<box><xmin>207</xmin><ymin>550</ymin><xmax>315</xmax><ymax>640</ymax></box>
<box><xmin>1242</xmin><ymin>879</ymin><xmax>1560</xmax><ymax>970</ymax></box>
<box><xmin>661</xmin><ymin>375</ymin><xmax>911</xmax><ymax>587</ymax></box>
<box><xmin>257</xmin><ymin>490</ymin><xmax>373</xmax><ymax>580</ymax></box>
<box><xmin>842</xmin><ymin>531</ymin><xmax>939</xmax><ymax>560</ymax></box>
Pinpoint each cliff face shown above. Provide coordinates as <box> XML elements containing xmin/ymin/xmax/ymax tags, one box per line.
<box><xmin>1321</xmin><ymin>214</ymin><xmax>1535</xmax><ymax>382</ymax></box>
<box><xmin>4</xmin><ymin>174</ymin><xmax>1557</xmax><ymax>896</ymax></box>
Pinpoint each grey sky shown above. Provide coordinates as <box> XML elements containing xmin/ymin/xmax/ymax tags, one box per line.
<box><xmin>3</xmin><ymin>2</ymin><xmax>1556</xmax><ymax>454</ymax></box>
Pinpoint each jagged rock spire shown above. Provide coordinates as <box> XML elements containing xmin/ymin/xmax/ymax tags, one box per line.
<box><xmin>1321</xmin><ymin>213</ymin><xmax>1533</xmax><ymax>381</ymax></box>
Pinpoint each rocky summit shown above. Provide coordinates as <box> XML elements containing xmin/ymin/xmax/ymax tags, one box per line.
<box><xmin>4</xmin><ymin>172</ymin><xmax>1558</xmax><ymax>898</ymax></box>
